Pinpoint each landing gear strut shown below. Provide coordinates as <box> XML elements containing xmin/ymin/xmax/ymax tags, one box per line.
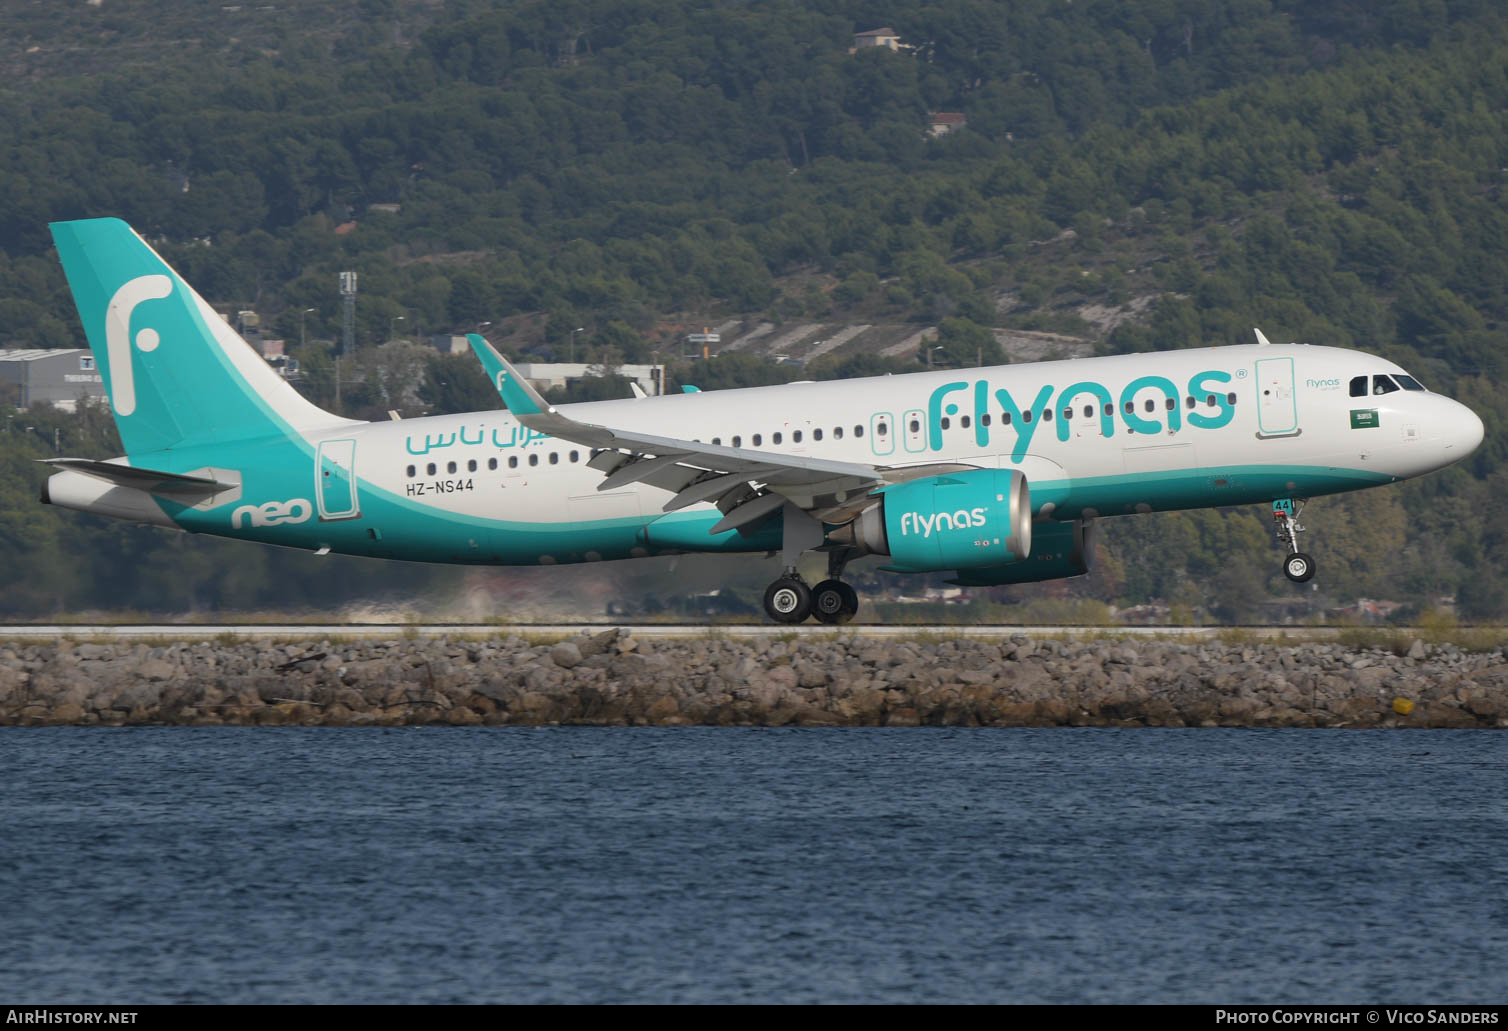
<box><xmin>1273</xmin><ymin>498</ymin><xmax>1316</xmax><ymax>583</ymax></box>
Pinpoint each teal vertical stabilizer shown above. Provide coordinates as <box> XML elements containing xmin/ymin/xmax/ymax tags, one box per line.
<box><xmin>50</xmin><ymin>218</ymin><xmax>348</xmax><ymax>457</ymax></box>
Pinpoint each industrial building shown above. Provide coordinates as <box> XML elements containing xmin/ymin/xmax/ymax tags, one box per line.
<box><xmin>0</xmin><ymin>349</ymin><xmax>107</xmax><ymax>410</ymax></box>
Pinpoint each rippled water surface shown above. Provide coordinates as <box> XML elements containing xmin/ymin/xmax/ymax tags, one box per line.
<box><xmin>1</xmin><ymin>727</ymin><xmax>1503</xmax><ymax>1003</ymax></box>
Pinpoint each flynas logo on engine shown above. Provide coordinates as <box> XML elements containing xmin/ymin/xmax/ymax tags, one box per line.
<box><xmin>104</xmin><ymin>274</ymin><xmax>174</xmax><ymax>416</ymax></box>
<box><xmin>899</xmin><ymin>508</ymin><xmax>987</xmax><ymax>538</ymax></box>
<box><xmin>926</xmin><ymin>370</ymin><xmax>1237</xmax><ymax>462</ymax></box>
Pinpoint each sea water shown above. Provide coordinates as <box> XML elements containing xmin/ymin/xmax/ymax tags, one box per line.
<box><xmin>1</xmin><ymin>727</ymin><xmax>1502</xmax><ymax>1004</ymax></box>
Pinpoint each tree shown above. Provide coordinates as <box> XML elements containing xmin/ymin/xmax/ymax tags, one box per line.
<box><xmin>419</xmin><ymin>353</ymin><xmax>503</xmax><ymax>415</ymax></box>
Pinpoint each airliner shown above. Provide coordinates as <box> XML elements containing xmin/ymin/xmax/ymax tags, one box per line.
<box><xmin>40</xmin><ymin>218</ymin><xmax>1485</xmax><ymax>623</ymax></box>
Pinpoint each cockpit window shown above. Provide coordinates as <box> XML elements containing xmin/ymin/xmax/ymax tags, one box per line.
<box><xmin>1372</xmin><ymin>375</ymin><xmax>1400</xmax><ymax>395</ymax></box>
<box><xmin>1395</xmin><ymin>374</ymin><xmax>1426</xmax><ymax>391</ymax></box>
<box><xmin>1349</xmin><ymin>376</ymin><xmax>1368</xmax><ymax>397</ymax></box>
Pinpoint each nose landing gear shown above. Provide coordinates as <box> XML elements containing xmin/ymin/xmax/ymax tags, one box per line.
<box><xmin>1273</xmin><ymin>498</ymin><xmax>1316</xmax><ymax>583</ymax></box>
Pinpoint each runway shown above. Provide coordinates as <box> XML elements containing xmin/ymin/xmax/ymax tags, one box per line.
<box><xmin>0</xmin><ymin>623</ymin><xmax>1456</xmax><ymax>640</ymax></box>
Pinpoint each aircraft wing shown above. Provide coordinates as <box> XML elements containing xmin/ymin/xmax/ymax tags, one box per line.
<box><xmin>467</xmin><ymin>334</ymin><xmax>905</xmax><ymax>531</ymax></box>
<box><xmin>40</xmin><ymin>458</ymin><xmax>232</xmax><ymax>500</ymax></box>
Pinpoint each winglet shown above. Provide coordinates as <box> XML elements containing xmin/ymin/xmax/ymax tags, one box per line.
<box><xmin>1253</xmin><ymin>327</ymin><xmax>1273</xmax><ymax>347</ymax></box>
<box><xmin>467</xmin><ymin>333</ymin><xmax>549</xmax><ymax>416</ymax></box>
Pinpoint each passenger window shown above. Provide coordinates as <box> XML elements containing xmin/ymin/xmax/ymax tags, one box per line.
<box><xmin>793</xmin><ymin>430</ymin><xmax>803</xmax><ymax>443</ymax></box>
<box><xmin>1082</xmin><ymin>406</ymin><xmax>1093</xmax><ymax>419</ymax></box>
<box><xmin>549</xmin><ymin>452</ymin><xmax>559</xmax><ymax>464</ymax></box>
<box><xmin>1185</xmin><ymin>396</ymin><xmax>1195</xmax><ymax>409</ymax></box>
<box><xmin>1226</xmin><ymin>392</ymin><xmax>1237</xmax><ymax>405</ymax></box>
<box><xmin>1165</xmin><ymin>398</ymin><xmax>1175</xmax><ymax>411</ymax></box>
<box><xmin>426</xmin><ymin>463</ymin><xmax>436</xmax><ymax>476</ymax></box>
<box><xmin>1373</xmin><ymin>375</ymin><xmax>1400</xmax><ymax>395</ymax></box>
<box><xmin>833</xmin><ymin>427</ymin><xmax>843</xmax><ymax>439</ymax></box>
<box><xmin>509</xmin><ymin>456</ymin><xmax>518</xmax><ymax>469</ymax></box>
<box><xmin>447</xmin><ymin>461</ymin><xmax>457</xmax><ymax>474</ymax></box>
<box><xmin>529</xmin><ymin>454</ymin><xmax>538</xmax><ymax>467</ymax></box>
<box><xmin>1144</xmin><ymin>399</ymin><xmax>1155</xmax><ymax>413</ymax></box>
<box><xmin>1062</xmin><ymin>408</ymin><xmax>1072</xmax><ymax>420</ymax></box>
<box><xmin>909</xmin><ymin>419</ymin><xmax>920</xmax><ymax>433</ymax></box>
<box><xmin>732</xmin><ymin>436</ymin><xmax>742</xmax><ymax>447</ymax></box>
<box><xmin>467</xmin><ymin>459</ymin><xmax>477</xmax><ymax>472</ymax></box>
<box><xmin>876</xmin><ymin>423</ymin><xmax>887</xmax><ymax>436</ymax></box>
<box><xmin>939</xmin><ymin>418</ymin><xmax>950</xmax><ymax>430</ymax></box>
<box><xmin>1350</xmin><ymin>376</ymin><xmax>1368</xmax><ymax>397</ymax></box>
<box><xmin>488</xmin><ymin>458</ymin><xmax>498</xmax><ymax>470</ymax></box>
<box><xmin>960</xmin><ymin>416</ymin><xmax>970</xmax><ymax>429</ymax></box>
<box><xmin>1124</xmin><ymin>401</ymin><xmax>1135</xmax><ymax>414</ymax></box>
<box><xmin>854</xmin><ymin>425</ymin><xmax>864</xmax><ymax>438</ymax></box>
<box><xmin>813</xmin><ymin>428</ymin><xmax>823</xmax><ymax>441</ymax></box>
<box><xmin>753</xmin><ymin>434</ymin><xmax>762</xmax><ymax>446</ymax></box>
<box><xmin>1206</xmin><ymin>395</ymin><xmax>1216</xmax><ymax>406</ymax></box>
<box><xmin>1002</xmin><ymin>412</ymin><xmax>1012</xmax><ymax>425</ymax></box>
<box><xmin>712</xmin><ymin>438</ymin><xmax>721</xmax><ymax>446</ymax></box>
<box><xmin>773</xmin><ymin>432</ymin><xmax>783</xmax><ymax>444</ymax></box>
<box><xmin>406</xmin><ymin>465</ymin><xmax>415</xmax><ymax>478</ymax></box>
<box><xmin>1041</xmin><ymin>409</ymin><xmax>1051</xmax><ymax>422</ymax></box>
<box><xmin>981</xmin><ymin>414</ymin><xmax>991</xmax><ymax>427</ymax></box>
<box><xmin>570</xmin><ymin>451</ymin><xmax>579</xmax><ymax>462</ymax></box>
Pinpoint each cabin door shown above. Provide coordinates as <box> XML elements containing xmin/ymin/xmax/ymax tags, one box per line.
<box><xmin>1255</xmin><ymin>357</ymin><xmax>1300</xmax><ymax>438</ymax></box>
<box><xmin>316</xmin><ymin>439</ymin><xmax>360</xmax><ymax>520</ymax></box>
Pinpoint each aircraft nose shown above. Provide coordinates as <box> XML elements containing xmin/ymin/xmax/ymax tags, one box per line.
<box><xmin>1444</xmin><ymin>400</ymin><xmax>1484</xmax><ymax>458</ymax></box>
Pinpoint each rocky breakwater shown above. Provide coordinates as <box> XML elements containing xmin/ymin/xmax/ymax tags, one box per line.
<box><xmin>1</xmin><ymin>631</ymin><xmax>1505</xmax><ymax>728</ymax></box>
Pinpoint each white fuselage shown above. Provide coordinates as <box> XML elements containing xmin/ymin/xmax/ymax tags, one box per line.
<box><xmin>339</xmin><ymin>343</ymin><xmax>1479</xmax><ymax>538</ymax></box>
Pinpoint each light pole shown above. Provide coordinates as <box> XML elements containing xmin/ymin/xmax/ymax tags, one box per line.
<box><xmin>927</xmin><ymin>345</ymin><xmax>944</xmax><ymax>369</ymax></box>
<box><xmin>476</xmin><ymin>321</ymin><xmax>492</xmax><ymax>339</ymax></box>
<box><xmin>570</xmin><ymin>326</ymin><xmax>584</xmax><ymax>363</ymax></box>
<box><xmin>389</xmin><ymin>315</ymin><xmax>405</xmax><ymax>342</ymax></box>
<box><xmin>299</xmin><ymin>307</ymin><xmax>315</xmax><ymax>349</ymax></box>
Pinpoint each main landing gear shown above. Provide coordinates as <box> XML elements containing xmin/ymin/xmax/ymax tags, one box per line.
<box><xmin>762</xmin><ymin>540</ymin><xmax>861</xmax><ymax>625</ymax></box>
<box><xmin>1273</xmin><ymin>498</ymin><xmax>1316</xmax><ymax>584</ymax></box>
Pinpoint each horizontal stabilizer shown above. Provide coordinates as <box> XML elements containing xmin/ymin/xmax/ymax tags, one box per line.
<box><xmin>40</xmin><ymin>458</ymin><xmax>232</xmax><ymax>498</ymax></box>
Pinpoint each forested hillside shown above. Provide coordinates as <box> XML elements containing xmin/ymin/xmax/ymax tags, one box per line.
<box><xmin>1</xmin><ymin>0</ymin><xmax>1505</xmax><ymax>620</ymax></box>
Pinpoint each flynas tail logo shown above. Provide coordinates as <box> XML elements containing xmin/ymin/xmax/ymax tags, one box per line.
<box><xmin>899</xmin><ymin>508</ymin><xmax>987</xmax><ymax>538</ymax></box>
<box><xmin>104</xmin><ymin>274</ymin><xmax>174</xmax><ymax>416</ymax></box>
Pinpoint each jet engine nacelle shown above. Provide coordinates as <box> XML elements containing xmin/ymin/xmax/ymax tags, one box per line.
<box><xmin>836</xmin><ymin>468</ymin><xmax>1031</xmax><ymax>573</ymax></box>
<box><xmin>946</xmin><ymin>519</ymin><xmax>1091</xmax><ymax>586</ymax></box>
